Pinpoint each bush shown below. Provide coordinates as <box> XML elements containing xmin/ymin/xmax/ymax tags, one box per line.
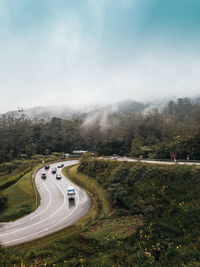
<box><xmin>0</xmin><ymin>167</ymin><xmax>32</xmax><ymax>190</ymax></box>
<box><xmin>0</xmin><ymin>191</ymin><xmax>7</xmax><ymax>211</ymax></box>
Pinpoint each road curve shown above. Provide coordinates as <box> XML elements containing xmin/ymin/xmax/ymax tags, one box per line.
<box><xmin>0</xmin><ymin>160</ymin><xmax>92</xmax><ymax>246</ymax></box>
<box><xmin>117</xmin><ymin>157</ymin><xmax>200</xmax><ymax>165</ymax></box>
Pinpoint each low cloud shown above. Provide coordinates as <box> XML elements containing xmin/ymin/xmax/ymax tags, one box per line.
<box><xmin>0</xmin><ymin>0</ymin><xmax>200</xmax><ymax>113</ymax></box>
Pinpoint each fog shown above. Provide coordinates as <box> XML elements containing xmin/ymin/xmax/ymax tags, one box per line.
<box><xmin>0</xmin><ymin>0</ymin><xmax>200</xmax><ymax>113</ymax></box>
<box><xmin>1</xmin><ymin>39</ymin><xmax>200</xmax><ymax>114</ymax></box>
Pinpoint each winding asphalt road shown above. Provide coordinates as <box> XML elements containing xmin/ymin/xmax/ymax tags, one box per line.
<box><xmin>0</xmin><ymin>160</ymin><xmax>92</xmax><ymax>246</ymax></box>
<box><xmin>1</xmin><ymin>157</ymin><xmax>199</xmax><ymax>247</ymax></box>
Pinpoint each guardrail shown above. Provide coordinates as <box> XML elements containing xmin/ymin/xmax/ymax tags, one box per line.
<box><xmin>31</xmin><ymin>166</ymin><xmax>43</xmax><ymax>206</ymax></box>
<box><xmin>129</xmin><ymin>157</ymin><xmax>200</xmax><ymax>164</ymax></box>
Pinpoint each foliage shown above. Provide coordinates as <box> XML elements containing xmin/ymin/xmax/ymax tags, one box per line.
<box><xmin>0</xmin><ymin>171</ymin><xmax>36</xmax><ymax>221</ymax></box>
<box><xmin>0</xmin><ymin>167</ymin><xmax>32</xmax><ymax>190</ymax></box>
<box><xmin>64</xmin><ymin>164</ymin><xmax>111</xmax><ymax>226</ymax></box>
<box><xmin>1</xmin><ymin>98</ymin><xmax>200</xmax><ymax>162</ymax></box>
<box><xmin>78</xmin><ymin>158</ymin><xmax>200</xmax><ymax>266</ymax></box>
<box><xmin>1</xmin><ymin>160</ymin><xmax>200</xmax><ymax>266</ymax></box>
<box><xmin>0</xmin><ymin>191</ymin><xmax>7</xmax><ymax>212</ymax></box>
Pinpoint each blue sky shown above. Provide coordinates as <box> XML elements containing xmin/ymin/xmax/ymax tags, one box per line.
<box><xmin>0</xmin><ymin>0</ymin><xmax>200</xmax><ymax>112</ymax></box>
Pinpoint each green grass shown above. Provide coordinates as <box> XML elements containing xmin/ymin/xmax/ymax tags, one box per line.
<box><xmin>84</xmin><ymin>215</ymin><xmax>143</xmax><ymax>241</ymax></box>
<box><xmin>64</xmin><ymin>165</ymin><xmax>111</xmax><ymax>227</ymax></box>
<box><xmin>77</xmin><ymin>158</ymin><xmax>200</xmax><ymax>266</ymax></box>
<box><xmin>0</xmin><ymin>171</ymin><xmax>36</xmax><ymax>221</ymax></box>
<box><xmin>0</xmin><ymin>163</ymin><xmax>147</xmax><ymax>266</ymax></box>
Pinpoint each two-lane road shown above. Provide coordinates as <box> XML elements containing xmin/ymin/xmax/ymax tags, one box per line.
<box><xmin>0</xmin><ymin>160</ymin><xmax>91</xmax><ymax>246</ymax></box>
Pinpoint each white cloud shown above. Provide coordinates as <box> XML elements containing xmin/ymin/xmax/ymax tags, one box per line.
<box><xmin>0</xmin><ymin>1</ymin><xmax>200</xmax><ymax>113</ymax></box>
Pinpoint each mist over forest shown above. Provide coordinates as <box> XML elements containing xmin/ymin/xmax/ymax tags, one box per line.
<box><xmin>1</xmin><ymin>96</ymin><xmax>200</xmax><ymax>163</ymax></box>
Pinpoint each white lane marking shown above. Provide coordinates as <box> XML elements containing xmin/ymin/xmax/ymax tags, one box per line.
<box><xmin>31</xmin><ymin>178</ymin><xmax>52</xmax><ymax>219</ymax></box>
<box><xmin>0</xmin><ymin>162</ymin><xmax>75</xmax><ymax>237</ymax></box>
<box><xmin>42</xmin><ymin>187</ymin><xmax>80</xmax><ymax>232</ymax></box>
<box><xmin>1</xmin><ymin>161</ymin><xmax>83</xmax><ymax>244</ymax></box>
<box><xmin>0</xmin><ymin>167</ymin><xmax>61</xmax><ymax>237</ymax></box>
<box><xmin>0</xmin><ymin>176</ymin><xmax>52</xmax><ymax>237</ymax></box>
<box><xmin>4</xmin><ymin>174</ymin><xmax>81</xmax><ymax>245</ymax></box>
<box><xmin>0</xmin><ymin>217</ymin><xmax>46</xmax><ymax>237</ymax></box>
<box><xmin>48</xmin><ymin>174</ymin><xmax>66</xmax><ymax>218</ymax></box>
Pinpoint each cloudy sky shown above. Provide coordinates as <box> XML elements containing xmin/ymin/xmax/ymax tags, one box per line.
<box><xmin>0</xmin><ymin>0</ymin><xmax>200</xmax><ymax>112</ymax></box>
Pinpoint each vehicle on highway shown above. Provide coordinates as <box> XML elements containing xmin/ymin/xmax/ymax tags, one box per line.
<box><xmin>58</xmin><ymin>163</ymin><xmax>64</xmax><ymax>168</ymax></box>
<box><xmin>56</xmin><ymin>173</ymin><xmax>62</xmax><ymax>179</ymax></box>
<box><xmin>112</xmin><ymin>154</ymin><xmax>118</xmax><ymax>160</ymax></box>
<box><xmin>41</xmin><ymin>172</ymin><xmax>46</xmax><ymax>179</ymax></box>
<box><xmin>52</xmin><ymin>167</ymin><xmax>57</xmax><ymax>174</ymax></box>
<box><xmin>67</xmin><ymin>187</ymin><xmax>75</xmax><ymax>201</ymax></box>
<box><xmin>45</xmin><ymin>165</ymin><xmax>50</xmax><ymax>170</ymax></box>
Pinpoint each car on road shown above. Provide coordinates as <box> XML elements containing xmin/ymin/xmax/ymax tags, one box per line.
<box><xmin>41</xmin><ymin>172</ymin><xmax>46</xmax><ymax>179</ymax></box>
<box><xmin>111</xmin><ymin>154</ymin><xmax>118</xmax><ymax>160</ymax></box>
<box><xmin>56</xmin><ymin>173</ymin><xmax>62</xmax><ymax>179</ymax></box>
<box><xmin>52</xmin><ymin>167</ymin><xmax>57</xmax><ymax>174</ymax></box>
<box><xmin>67</xmin><ymin>187</ymin><xmax>75</xmax><ymax>201</ymax></box>
<box><xmin>58</xmin><ymin>163</ymin><xmax>64</xmax><ymax>168</ymax></box>
<box><xmin>45</xmin><ymin>165</ymin><xmax>50</xmax><ymax>170</ymax></box>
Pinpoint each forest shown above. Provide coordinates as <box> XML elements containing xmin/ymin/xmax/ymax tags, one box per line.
<box><xmin>0</xmin><ymin>97</ymin><xmax>200</xmax><ymax>163</ymax></box>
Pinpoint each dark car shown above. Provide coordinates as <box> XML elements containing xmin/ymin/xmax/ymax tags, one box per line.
<box><xmin>58</xmin><ymin>163</ymin><xmax>64</xmax><ymax>168</ymax></box>
<box><xmin>52</xmin><ymin>167</ymin><xmax>57</xmax><ymax>174</ymax></box>
<box><xmin>45</xmin><ymin>165</ymin><xmax>50</xmax><ymax>170</ymax></box>
<box><xmin>41</xmin><ymin>172</ymin><xmax>46</xmax><ymax>179</ymax></box>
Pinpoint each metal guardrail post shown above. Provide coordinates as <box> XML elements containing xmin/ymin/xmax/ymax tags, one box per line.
<box><xmin>31</xmin><ymin>170</ymin><xmax>38</xmax><ymax>206</ymax></box>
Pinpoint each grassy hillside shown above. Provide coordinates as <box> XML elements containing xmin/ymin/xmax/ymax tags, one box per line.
<box><xmin>1</xmin><ymin>157</ymin><xmax>200</xmax><ymax>266</ymax></box>
<box><xmin>0</xmin><ymin>171</ymin><xmax>36</xmax><ymax>222</ymax></box>
<box><xmin>77</xmin><ymin>156</ymin><xmax>200</xmax><ymax>266</ymax></box>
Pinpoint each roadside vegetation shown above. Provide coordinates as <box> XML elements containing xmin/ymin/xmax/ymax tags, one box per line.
<box><xmin>0</xmin><ymin>171</ymin><xmax>35</xmax><ymax>221</ymax></box>
<box><xmin>64</xmin><ymin>165</ymin><xmax>111</xmax><ymax>223</ymax></box>
<box><xmin>2</xmin><ymin>156</ymin><xmax>200</xmax><ymax>266</ymax></box>
<box><xmin>76</xmin><ymin>156</ymin><xmax>200</xmax><ymax>266</ymax></box>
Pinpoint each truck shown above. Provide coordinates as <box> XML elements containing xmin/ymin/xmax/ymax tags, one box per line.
<box><xmin>67</xmin><ymin>187</ymin><xmax>75</xmax><ymax>201</ymax></box>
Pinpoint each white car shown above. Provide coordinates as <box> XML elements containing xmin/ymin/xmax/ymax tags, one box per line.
<box><xmin>56</xmin><ymin>173</ymin><xmax>62</xmax><ymax>179</ymax></box>
<box><xmin>67</xmin><ymin>187</ymin><xmax>75</xmax><ymax>201</ymax></box>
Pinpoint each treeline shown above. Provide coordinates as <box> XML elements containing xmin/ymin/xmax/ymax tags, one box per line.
<box><xmin>0</xmin><ymin>97</ymin><xmax>200</xmax><ymax>163</ymax></box>
<box><xmin>78</xmin><ymin>156</ymin><xmax>200</xmax><ymax>265</ymax></box>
